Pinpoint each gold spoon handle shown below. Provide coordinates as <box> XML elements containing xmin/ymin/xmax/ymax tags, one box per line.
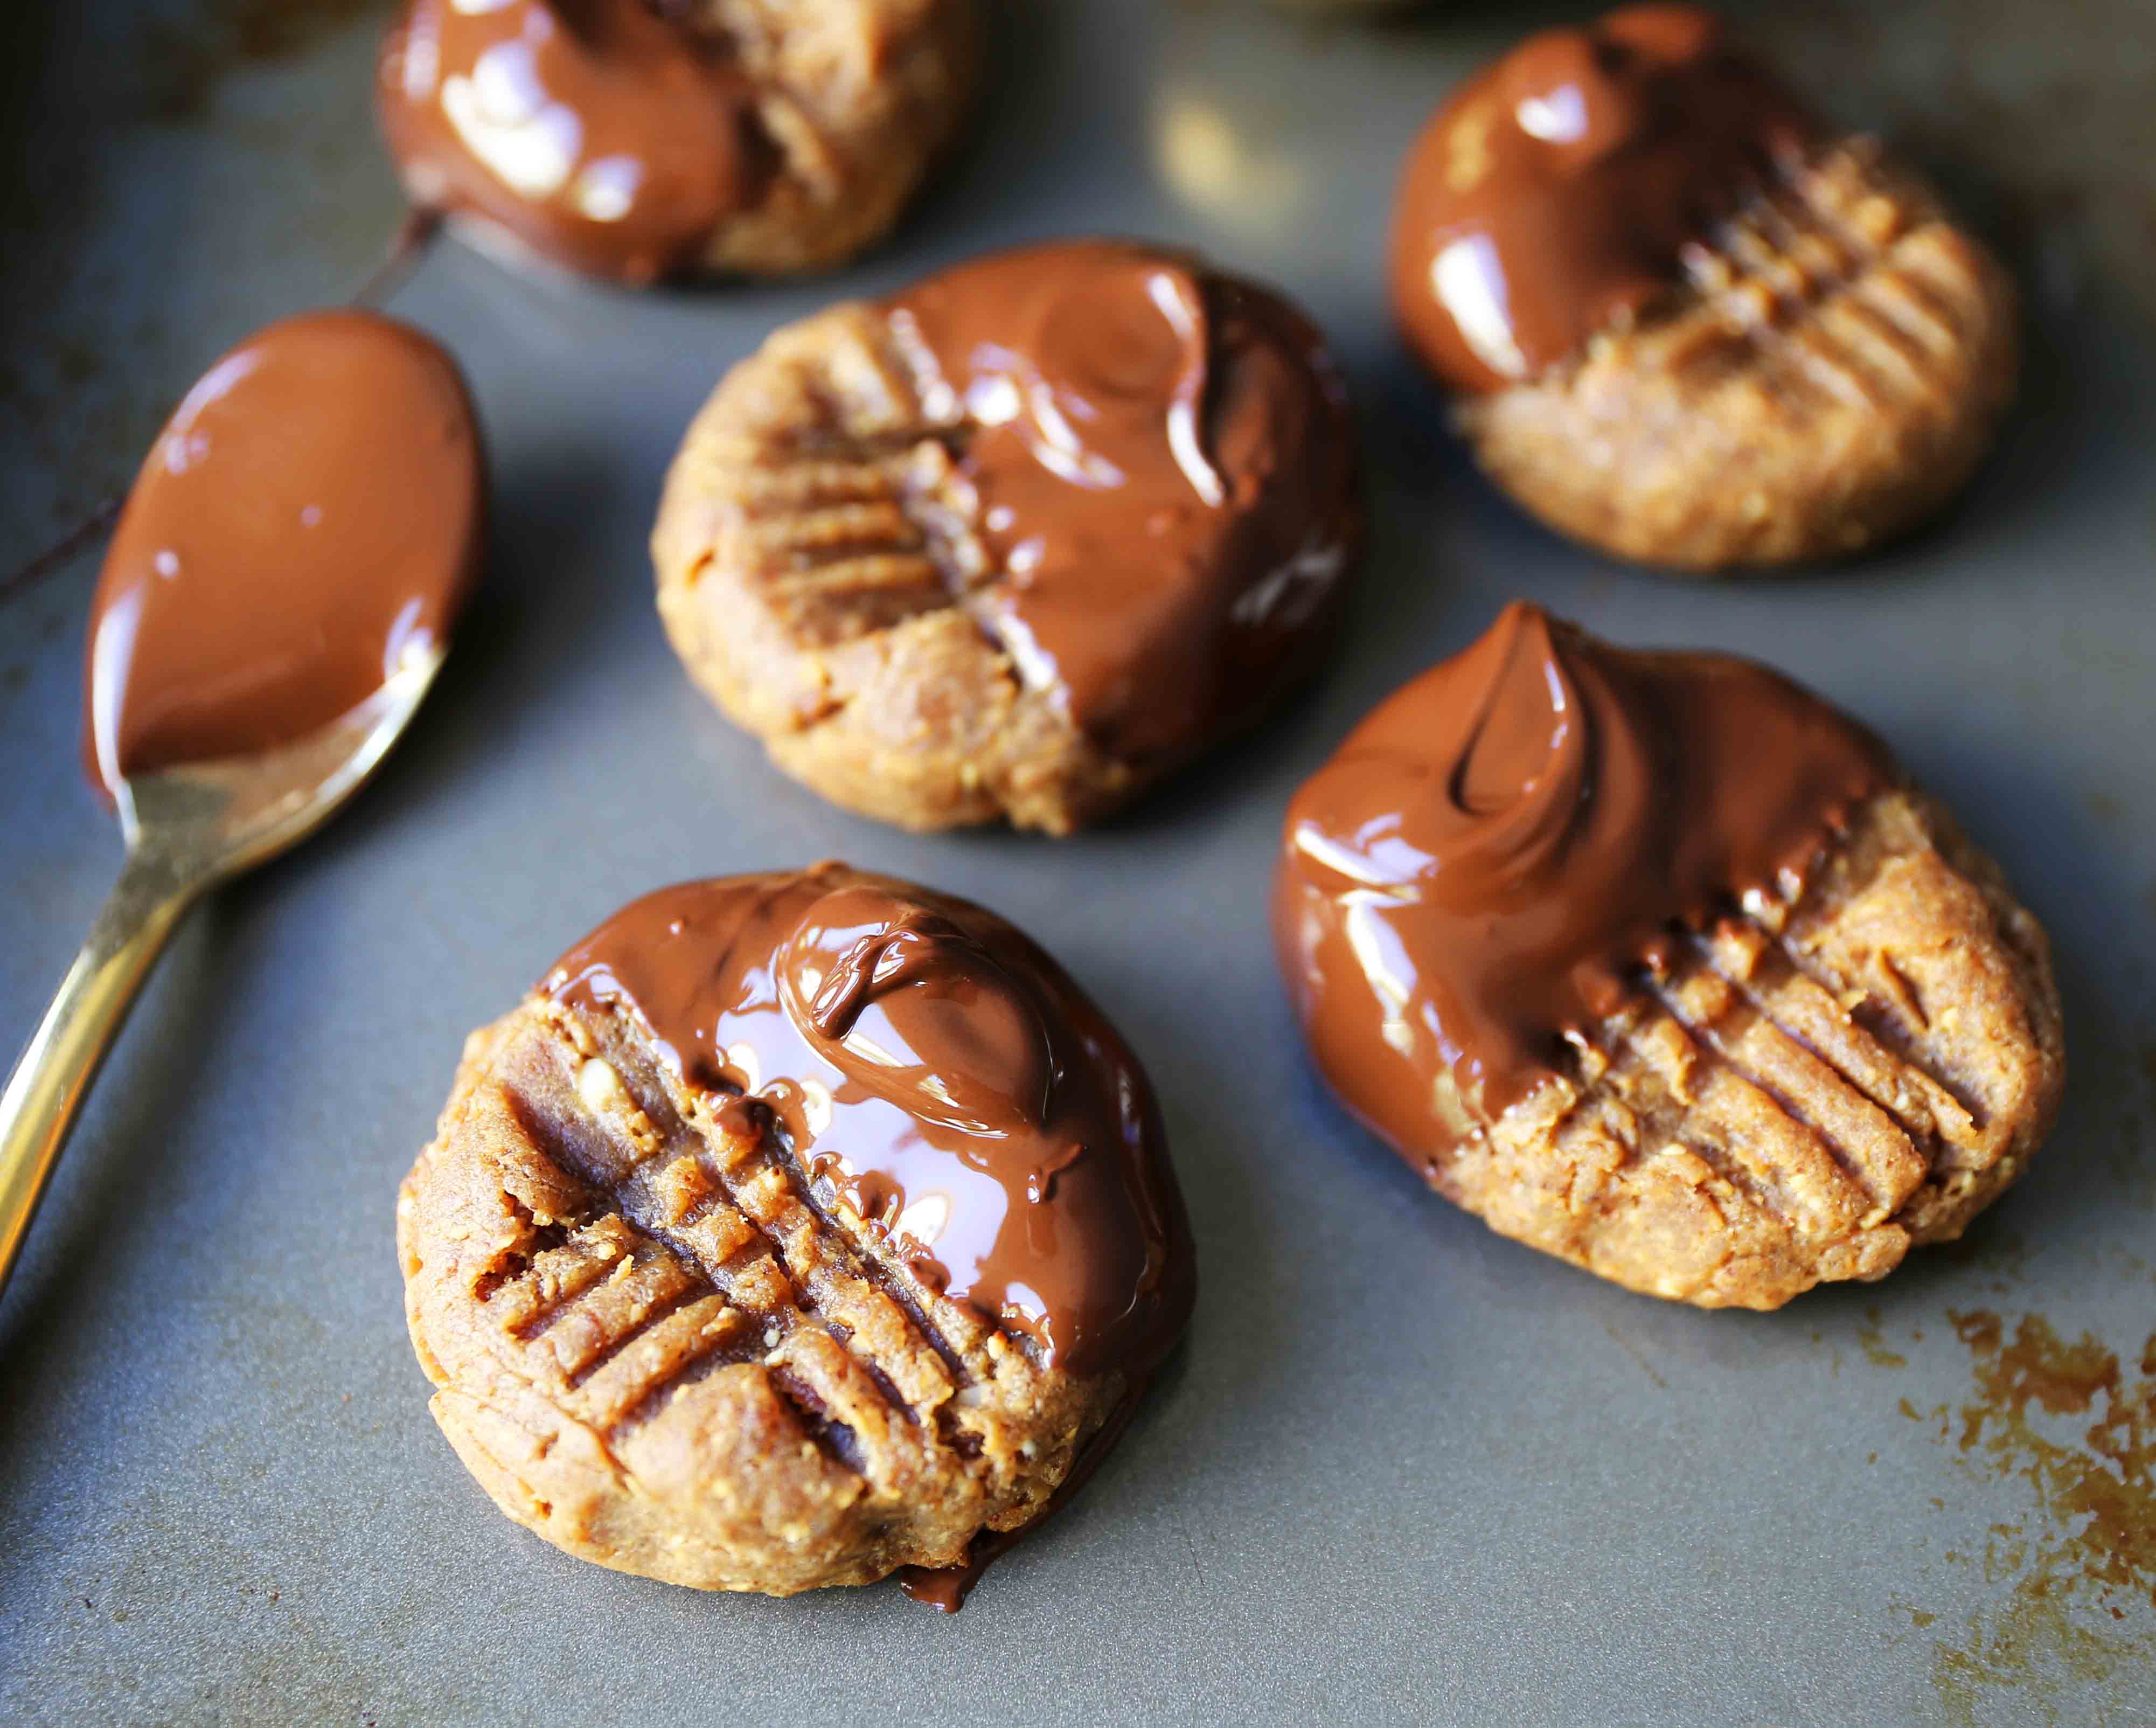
<box><xmin>0</xmin><ymin>853</ymin><xmax>201</xmax><ymax>1300</ymax></box>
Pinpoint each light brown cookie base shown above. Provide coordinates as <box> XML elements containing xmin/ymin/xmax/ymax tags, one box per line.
<box><xmin>398</xmin><ymin>994</ymin><xmax>1119</xmax><ymax>1594</ymax></box>
<box><xmin>652</xmin><ymin>303</ymin><xmax>1151</xmax><ymax>835</ymax></box>
<box><xmin>1456</xmin><ymin>141</ymin><xmax>2020</xmax><ymax>572</ymax></box>
<box><xmin>690</xmin><ymin>0</ymin><xmax>982</xmax><ymax>278</ymax></box>
<box><xmin>1413</xmin><ymin>789</ymin><xmax>2063</xmax><ymax>1308</ymax></box>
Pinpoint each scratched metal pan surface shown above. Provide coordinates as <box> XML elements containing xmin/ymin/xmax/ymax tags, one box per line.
<box><xmin>3</xmin><ymin>2</ymin><xmax>2153</xmax><ymax>1723</ymax></box>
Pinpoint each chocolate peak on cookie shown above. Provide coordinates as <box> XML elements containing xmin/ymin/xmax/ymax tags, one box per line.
<box><xmin>378</xmin><ymin>0</ymin><xmax>980</xmax><ymax>284</ymax></box>
<box><xmin>543</xmin><ymin>866</ymin><xmax>1187</xmax><ymax>1372</ymax></box>
<box><xmin>399</xmin><ymin>863</ymin><xmax>1194</xmax><ymax>1601</ymax></box>
<box><xmin>1281</xmin><ymin>601</ymin><xmax>1890</xmax><ymax>1135</ymax></box>
<box><xmin>1388</xmin><ymin>6</ymin><xmax>2019</xmax><ymax>570</ymax></box>
<box><xmin>651</xmin><ymin>239</ymin><xmax>1360</xmax><ymax>834</ymax></box>
<box><xmin>1391</xmin><ymin>5</ymin><xmax>1813</xmax><ymax>393</ymax></box>
<box><xmin>1275</xmin><ymin>605</ymin><xmax>2063</xmax><ymax>1308</ymax></box>
<box><xmin>83</xmin><ymin>310</ymin><xmax>484</xmax><ymax>794</ymax></box>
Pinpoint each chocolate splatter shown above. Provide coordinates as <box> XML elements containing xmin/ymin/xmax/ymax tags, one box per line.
<box><xmin>1899</xmin><ymin>1310</ymin><xmax>2156</xmax><ymax>1723</ymax></box>
<box><xmin>1859</xmin><ymin>1307</ymin><xmax>1910</xmax><ymax>1371</ymax></box>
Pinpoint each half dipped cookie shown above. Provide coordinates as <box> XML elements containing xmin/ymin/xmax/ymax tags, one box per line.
<box><xmin>399</xmin><ymin>864</ymin><xmax>1194</xmax><ymax>1602</ymax></box>
<box><xmin>1274</xmin><ymin>605</ymin><xmax>2062</xmax><ymax>1308</ymax></box>
<box><xmin>1390</xmin><ymin>5</ymin><xmax>2018</xmax><ymax>570</ymax></box>
<box><xmin>652</xmin><ymin>239</ymin><xmax>1360</xmax><ymax>834</ymax></box>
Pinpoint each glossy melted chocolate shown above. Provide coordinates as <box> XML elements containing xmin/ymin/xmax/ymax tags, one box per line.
<box><xmin>887</xmin><ymin>240</ymin><xmax>1359</xmax><ymax>761</ymax></box>
<box><xmin>544</xmin><ymin>864</ymin><xmax>1195</xmax><ymax>1379</ymax></box>
<box><xmin>1389</xmin><ymin>4</ymin><xmax>1817</xmax><ymax>392</ymax></box>
<box><xmin>378</xmin><ymin>0</ymin><xmax>763</xmax><ymax>285</ymax></box>
<box><xmin>1274</xmin><ymin>603</ymin><xmax>1893</xmax><ymax>1164</ymax></box>
<box><xmin>83</xmin><ymin>310</ymin><xmax>484</xmax><ymax>794</ymax></box>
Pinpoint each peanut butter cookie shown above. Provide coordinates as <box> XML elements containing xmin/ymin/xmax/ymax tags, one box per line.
<box><xmin>651</xmin><ymin>239</ymin><xmax>1360</xmax><ymax>834</ymax></box>
<box><xmin>1390</xmin><ymin>5</ymin><xmax>2018</xmax><ymax>571</ymax></box>
<box><xmin>1275</xmin><ymin>604</ymin><xmax>2063</xmax><ymax>1308</ymax></box>
<box><xmin>399</xmin><ymin>864</ymin><xmax>1194</xmax><ymax>1603</ymax></box>
<box><xmin>378</xmin><ymin>0</ymin><xmax>982</xmax><ymax>285</ymax></box>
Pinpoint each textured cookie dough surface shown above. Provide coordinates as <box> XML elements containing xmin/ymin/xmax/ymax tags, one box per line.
<box><xmin>653</xmin><ymin>301</ymin><xmax>1122</xmax><ymax>832</ymax></box>
<box><xmin>685</xmin><ymin>0</ymin><xmax>982</xmax><ymax>277</ymax></box>
<box><xmin>1428</xmin><ymin>789</ymin><xmax>2062</xmax><ymax>1307</ymax></box>
<box><xmin>1457</xmin><ymin>141</ymin><xmax>2020</xmax><ymax>571</ymax></box>
<box><xmin>653</xmin><ymin>249</ymin><xmax>1357</xmax><ymax>834</ymax></box>
<box><xmin>399</xmin><ymin>997</ymin><xmax>1120</xmax><ymax>1594</ymax></box>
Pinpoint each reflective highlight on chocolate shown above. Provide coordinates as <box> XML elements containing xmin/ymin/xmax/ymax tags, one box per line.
<box><xmin>378</xmin><ymin>0</ymin><xmax>761</xmax><ymax>284</ymax></box>
<box><xmin>1274</xmin><ymin>603</ymin><xmax>1893</xmax><ymax>1162</ymax></box>
<box><xmin>887</xmin><ymin>240</ymin><xmax>1359</xmax><ymax>759</ymax></box>
<box><xmin>83</xmin><ymin>310</ymin><xmax>484</xmax><ymax>794</ymax></box>
<box><xmin>544</xmin><ymin>864</ymin><xmax>1195</xmax><ymax>1379</ymax></box>
<box><xmin>1389</xmin><ymin>4</ymin><xmax>1816</xmax><ymax>392</ymax></box>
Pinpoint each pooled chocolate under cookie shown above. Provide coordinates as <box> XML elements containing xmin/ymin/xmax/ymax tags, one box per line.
<box><xmin>399</xmin><ymin>863</ymin><xmax>1194</xmax><ymax>1604</ymax></box>
<box><xmin>652</xmin><ymin>239</ymin><xmax>1360</xmax><ymax>833</ymax></box>
<box><xmin>1274</xmin><ymin>603</ymin><xmax>2063</xmax><ymax>1308</ymax></box>
<box><xmin>378</xmin><ymin>0</ymin><xmax>980</xmax><ymax>284</ymax></box>
<box><xmin>1390</xmin><ymin>5</ymin><xmax>2018</xmax><ymax>570</ymax></box>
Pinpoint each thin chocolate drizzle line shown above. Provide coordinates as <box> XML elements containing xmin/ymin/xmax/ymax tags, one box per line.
<box><xmin>1</xmin><ymin>207</ymin><xmax>446</xmax><ymax>608</ymax></box>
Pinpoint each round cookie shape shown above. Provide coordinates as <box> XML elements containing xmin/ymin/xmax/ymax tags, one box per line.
<box><xmin>1389</xmin><ymin>5</ymin><xmax>2019</xmax><ymax>570</ymax></box>
<box><xmin>399</xmin><ymin>863</ymin><xmax>1194</xmax><ymax>1601</ymax></box>
<box><xmin>652</xmin><ymin>239</ymin><xmax>1360</xmax><ymax>833</ymax></box>
<box><xmin>377</xmin><ymin>0</ymin><xmax>982</xmax><ymax>284</ymax></box>
<box><xmin>1274</xmin><ymin>604</ymin><xmax>2063</xmax><ymax>1308</ymax></box>
<box><xmin>82</xmin><ymin>310</ymin><xmax>484</xmax><ymax>793</ymax></box>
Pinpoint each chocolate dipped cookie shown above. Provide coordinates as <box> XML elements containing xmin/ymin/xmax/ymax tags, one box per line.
<box><xmin>652</xmin><ymin>239</ymin><xmax>1360</xmax><ymax>834</ymax></box>
<box><xmin>378</xmin><ymin>0</ymin><xmax>981</xmax><ymax>284</ymax></box>
<box><xmin>1390</xmin><ymin>5</ymin><xmax>2018</xmax><ymax>571</ymax></box>
<box><xmin>399</xmin><ymin>864</ymin><xmax>1194</xmax><ymax>1603</ymax></box>
<box><xmin>1274</xmin><ymin>604</ymin><xmax>2063</xmax><ymax>1308</ymax></box>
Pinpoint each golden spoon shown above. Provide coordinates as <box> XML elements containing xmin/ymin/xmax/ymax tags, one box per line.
<box><xmin>0</xmin><ymin>307</ymin><xmax>482</xmax><ymax>1301</ymax></box>
<box><xmin>0</xmin><ymin>650</ymin><xmax>447</xmax><ymax>1295</ymax></box>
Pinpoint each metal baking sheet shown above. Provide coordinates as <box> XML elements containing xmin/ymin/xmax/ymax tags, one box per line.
<box><xmin>4</xmin><ymin>2</ymin><xmax>2153</xmax><ymax>1723</ymax></box>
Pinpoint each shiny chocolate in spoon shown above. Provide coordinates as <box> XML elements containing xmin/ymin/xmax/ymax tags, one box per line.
<box><xmin>83</xmin><ymin>309</ymin><xmax>484</xmax><ymax>795</ymax></box>
<box><xmin>1</xmin><ymin>309</ymin><xmax>484</xmax><ymax>1303</ymax></box>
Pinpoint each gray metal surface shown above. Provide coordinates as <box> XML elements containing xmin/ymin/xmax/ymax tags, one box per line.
<box><xmin>4</xmin><ymin>3</ymin><xmax>2154</xmax><ymax>1724</ymax></box>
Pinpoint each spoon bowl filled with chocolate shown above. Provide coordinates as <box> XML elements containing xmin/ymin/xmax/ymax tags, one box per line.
<box><xmin>0</xmin><ymin>309</ymin><xmax>486</xmax><ymax>1297</ymax></box>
